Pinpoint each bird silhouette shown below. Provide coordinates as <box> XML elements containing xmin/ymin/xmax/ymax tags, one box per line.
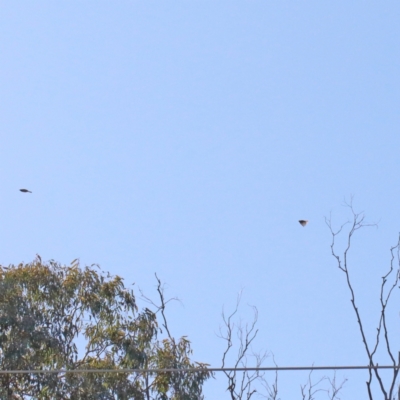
<box><xmin>299</xmin><ymin>220</ymin><xmax>308</xmax><ymax>227</ymax></box>
<box><xmin>20</xmin><ymin>189</ymin><xmax>32</xmax><ymax>193</ymax></box>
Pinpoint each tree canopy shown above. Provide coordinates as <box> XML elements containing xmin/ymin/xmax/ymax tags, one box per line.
<box><xmin>0</xmin><ymin>258</ymin><xmax>211</xmax><ymax>399</ymax></box>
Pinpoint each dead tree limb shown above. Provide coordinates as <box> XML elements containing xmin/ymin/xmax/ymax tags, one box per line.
<box><xmin>218</xmin><ymin>292</ymin><xmax>269</xmax><ymax>399</ymax></box>
<box><xmin>326</xmin><ymin>198</ymin><xmax>400</xmax><ymax>400</ymax></box>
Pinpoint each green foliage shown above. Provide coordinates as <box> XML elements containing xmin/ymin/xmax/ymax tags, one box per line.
<box><xmin>0</xmin><ymin>258</ymin><xmax>211</xmax><ymax>399</ymax></box>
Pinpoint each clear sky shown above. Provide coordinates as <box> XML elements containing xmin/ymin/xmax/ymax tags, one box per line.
<box><xmin>1</xmin><ymin>2</ymin><xmax>399</xmax><ymax>398</ymax></box>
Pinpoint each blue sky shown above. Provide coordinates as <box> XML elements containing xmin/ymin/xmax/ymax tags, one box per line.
<box><xmin>1</xmin><ymin>1</ymin><xmax>399</xmax><ymax>398</ymax></box>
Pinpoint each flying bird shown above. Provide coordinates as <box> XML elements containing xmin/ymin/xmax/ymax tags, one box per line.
<box><xmin>299</xmin><ymin>220</ymin><xmax>308</xmax><ymax>227</ymax></box>
<box><xmin>20</xmin><ymin>189</ymin><xmax>32</xmax><ymax>193</ymax></box>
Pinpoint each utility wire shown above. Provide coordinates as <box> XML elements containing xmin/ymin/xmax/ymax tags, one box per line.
<box><xmin>0</xmin><ymin>365</ymin><xmax>399</xmax><ymax>375</ymax></box>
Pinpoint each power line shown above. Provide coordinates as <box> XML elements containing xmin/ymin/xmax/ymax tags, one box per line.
<box><xmin>0</xmin><ymin>365</ymin><xmax>399</xmax><ymax>375</ymax></box>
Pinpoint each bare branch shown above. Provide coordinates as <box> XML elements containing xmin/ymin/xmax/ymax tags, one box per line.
<box><xmin>326</xmin><ymin>371</ymin><xmax>347</xmax><ymax>400</ymax></box>
<box><xmin>327</xmin><ymin>200</ymin><xmax>400</xmax><ymax>399</ymax></box>
<box><xmin>139</xmin><ymin>274</ymin><xmax>182</xmax><ymax>338</ymax></box>
<box><xmin>299</xmin><ymin>369</ymin><xmax>346</xmax><ymax>400</ymax></box>
<box><xmin>260</xmin><ymin>354</ymin><xmax>279</xmax><ymax>400</ymax></box>
<box><xmin>300</xmin><ymin>369</ymin><xmax>327</xmax><ymax>400</ymax></box>
<box><xmin>218</xmin><ymin>293</ymin><xmax>270</xmax><ymax>399</ymax></box>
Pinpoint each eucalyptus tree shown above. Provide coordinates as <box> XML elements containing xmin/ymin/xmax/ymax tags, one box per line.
<box><xmin>0</xmin><ymin>258</ymin><xmax>211</xmax><ymax>399</ymax></box>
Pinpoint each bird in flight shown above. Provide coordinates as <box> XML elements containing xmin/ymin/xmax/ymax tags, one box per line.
<box><xmin>299</xmin><ymin>220</ymin><xmax>308</xmax><ymax>227</ymax></box>
<box><xmin>20</xmin><ymin>189</ymin><xmax>32</xmax><ymax>193</ymax></box>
